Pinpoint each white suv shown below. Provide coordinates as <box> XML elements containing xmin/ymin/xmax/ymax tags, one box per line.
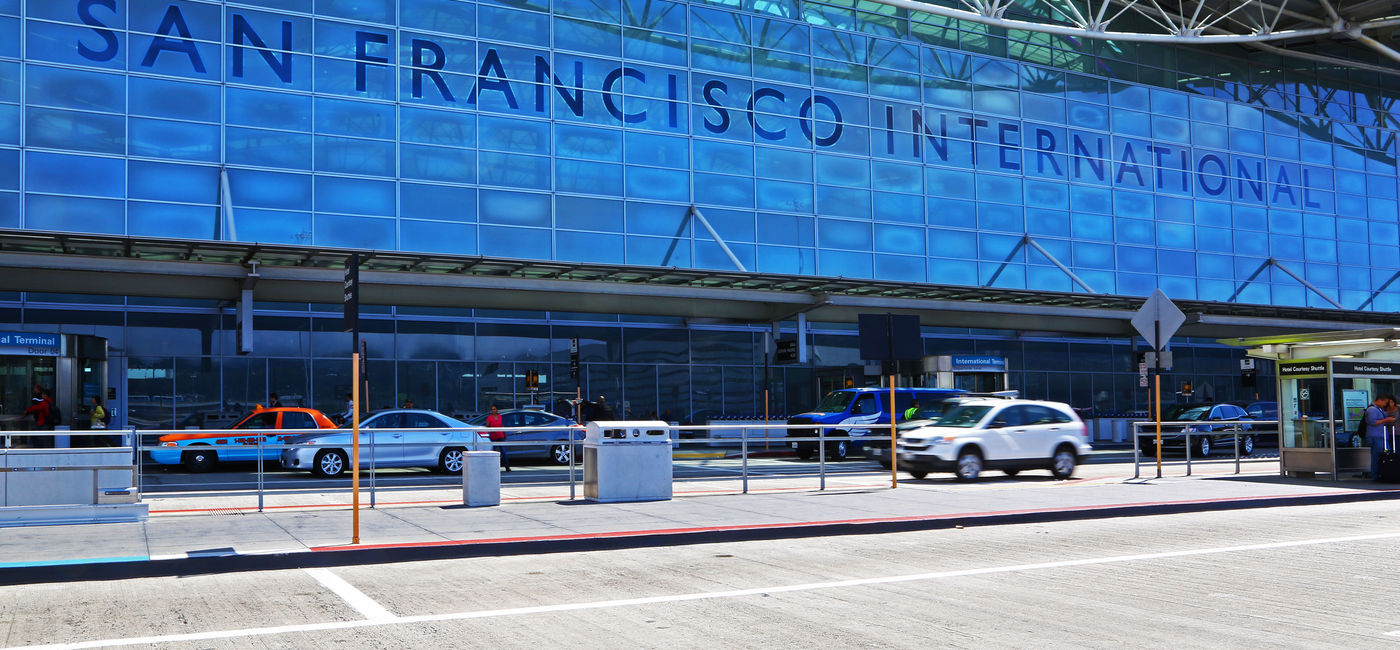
<box><xmin>897</xmin><ymin>399</ymin><xmax>1091</xmax><ymax>481</ymax></box>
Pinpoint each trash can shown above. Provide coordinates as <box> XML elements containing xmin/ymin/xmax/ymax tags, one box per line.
<box><xmin>462</xmin><ymin>450</ymin><xmax>501</xmax><ymax>507</ymax></box>
<box><xmin>583</xmin><ymin>420</ymin><xmax>671</xmax><ymax>503</ymax></box>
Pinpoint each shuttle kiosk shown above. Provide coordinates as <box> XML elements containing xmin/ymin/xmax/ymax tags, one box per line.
<box><xmin>1226</xmin><ymin>328</ymin><xmax>1400</xmax><ymax>480</ymax></box>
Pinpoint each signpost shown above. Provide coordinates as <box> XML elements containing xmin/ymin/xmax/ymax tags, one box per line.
<box><xmin>1131</xmin><ymin>289</ymin><xmax>1186</xmax><ymax>478</ymax></box>
<box><xmin>857</xmin><ymin>313</ymin><xmax>922</xmax><ymax>489</ymax></box>
<box><xmin>344</xmin><ymin>253</ymin><xmax>361</xmax><ymax>544</ymax></box>
<box><xmin>774</xmin><ymin>339</ymin><xmax>798</xmax><ymax>365</ymax></box>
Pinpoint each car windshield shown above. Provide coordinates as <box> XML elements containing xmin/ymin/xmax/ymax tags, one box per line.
<box><xmin>936</xmin><ymin>405</ymin><xmax>994</xmax><ymax>428</ymax></box>
<box><xmin>1164</xmin><ymin>405</ymin><xmax>1211</xmax><ymax>421</ymax></box>
<box><xmin>813</xmin><ymin>392</ymin><xmax>854</xmax><ymax>413</ymax></box>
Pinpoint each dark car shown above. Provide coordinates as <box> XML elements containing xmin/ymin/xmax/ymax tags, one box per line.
<box><xmin>1142</xmin><ymin>403</ymin><xmax>1256</xmax><ymax>457</ymax></box>
<box><xmin>466</xmin><ymin>409</ymin><xmax>581</xmax><ymax>465</ymax></box>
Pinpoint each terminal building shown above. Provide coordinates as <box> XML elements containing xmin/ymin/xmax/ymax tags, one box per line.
<box><xmin>0</xmin><ymin>0</ymin><xmax>1397</xmax><ymax>429</ymax></box>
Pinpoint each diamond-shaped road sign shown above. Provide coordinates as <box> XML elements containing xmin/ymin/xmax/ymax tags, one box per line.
<box><xmin>1131</xmin><ymin>289</ymin><xmax>1185</xmax><ymax>352</ymax></box>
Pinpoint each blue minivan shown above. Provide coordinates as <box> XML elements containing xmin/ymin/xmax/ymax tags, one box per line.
<box><xmin>785</xmin><ymin>387</ymin><xmax>967</xmax><ymax>461</ymax></box>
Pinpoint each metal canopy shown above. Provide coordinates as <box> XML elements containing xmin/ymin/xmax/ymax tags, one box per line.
<box><xmin>867</xmin><ymin>0</ymin><xmax>1400</xmax><ymax>74</ymax></box>
<box><xmin>0</xmin><ymin>229</ymin><xmax>1397</xmax><ymax>339</ymax></box>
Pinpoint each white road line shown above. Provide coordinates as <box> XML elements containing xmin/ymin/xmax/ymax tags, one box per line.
<box><xmin>303</xmin><ymin>568</ymin><xmax>397</xmax><ymax>622</ymax></box>
<box><xmin>21</xmin><ymin>529</ymin><xmax>1400</xmax><ymax>650</ymax></box>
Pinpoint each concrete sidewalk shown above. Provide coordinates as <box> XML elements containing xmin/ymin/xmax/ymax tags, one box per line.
<box><xmin>0</xmin><ymin>468</ymin><xmax>1394</xmax><ymax>585</ymax></box>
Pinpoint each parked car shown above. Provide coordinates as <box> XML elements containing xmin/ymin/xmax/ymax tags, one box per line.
<box><xmin>786</xmin><ymin>387</ymin><xmax>967</xmax><ymax>461</ymax></box>
<box><xmin>465</xmin><ymin>409</ymin><xmax>582</xmax><ymax>465</ymax></box>
<box><xmin>896</xmin><ymin>399</ymin><xmax>1091</xmax><ymax>481</ymax></box>
<box><xmin>1143</xmin><ymin>403</ymin><xmax>1256</xmax><ymax>456</ymax></box>
<box><xmin>150</xmin><ymin>407</ymin><xmax>337</xmax><ymax>472</ymax></box>
<box><xmin>280</xmin><ymin>409</ymin><xmax>488</xmax><ymax>478</ymax></box>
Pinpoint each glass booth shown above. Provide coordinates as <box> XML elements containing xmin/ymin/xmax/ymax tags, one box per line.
<box><xmin>0</xmin><ymin>332</ymin><xmax>109</xmax><ymax>447</ymax></box>
<box><xmin>1229</xmin><ymin>328</ymin><xmax>1400</xmax><ymax>480</ymax></box>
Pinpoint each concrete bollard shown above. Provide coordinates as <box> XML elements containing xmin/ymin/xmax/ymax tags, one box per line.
<box><xmin>462</xmin><ymin>451</ymin><xmax>501</xmax><ymax>507</ymax></box>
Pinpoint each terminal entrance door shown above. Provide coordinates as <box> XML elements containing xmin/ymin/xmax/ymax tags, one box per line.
<box><xmin>954</xmin><ymin>372</ymin><xmax>1005</xmax><ymax>393</ymax></box>
<box><xmin>0</xmin><ymin>356</ymin><xmax>56</xmax><ymax>426</ymax></box>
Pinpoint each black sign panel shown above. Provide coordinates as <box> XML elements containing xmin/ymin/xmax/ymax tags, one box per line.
<box><xmin>775</xmin><ymin>339</ymin><xmax>799</xmax><ymax>364</ymax></box>
<box><xmin>1332</xmin><ymin>359</ymin><xmax>1400</xmax><ymax>376</ymax></box>
<box><xmin>343</xmin><ymin>253</ymin><xmax>359</xmax><ymax>333</ymax></box>
<box><xmin>1278</xmin><ymin>361</ymin><xmax>1328</xmax><ymax>377</ymax></box>
<box><xmin>858</xmin><ymin>313</ymin><xmax>922</xmax><ymax>361</ymax></box>
<box><xmin>569</xmin><ymin>337</ymin><xmax>580</xmax><ymax>379</ymax></box>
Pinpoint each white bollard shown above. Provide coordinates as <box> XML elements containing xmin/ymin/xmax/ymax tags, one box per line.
<box><xmin>462</xmin><ymin>450</ymin><xmax>501</xmax><ymax>507</ymax></box>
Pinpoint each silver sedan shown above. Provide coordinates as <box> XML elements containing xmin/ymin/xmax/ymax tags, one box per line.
<box><xmin>280</xmin><ymin>409</ymin><xmax>488</xmax><ymax>478</ymax></box>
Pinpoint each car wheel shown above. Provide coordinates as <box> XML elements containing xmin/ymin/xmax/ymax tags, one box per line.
<box><xmin>1050</xmin><ymin>446</ymin><xmax>1077</xmax><ymax>480</ymax></box>
<box><xmin>954</xmin><ymin>449</ymin><xmax>983</xmax><ymax>482</ymax></box>
<box><xmin>909</xmin><ymin>469</ymin><xmax>928</xmax><ymax>480</ymax></box>
<box><xmin>1003</xmin><ymin>468</ymin><xmax>1020</xmax><ymax>477</ymax></box>
<box><xmin>1241</xmin><ymin>435</ymin><xmax>1255</xmax><ymax>455</ymax></box>
<box><xmin>182</xmin><ymin>447</ymin><xmax>216</xmax><ymax>473</ymax></box>
<box><xmin>878</xmin><ymin>460</ymin><xmax>892</xmax><ymax>470</ymax></box>
<box><xmin>313</xmin><ymin>449</ymin><xmax>347</xmax><ymax>478</ymax></box>
<box><xmin>550</xmin><ymin>444</ymin><xmax>573</xmax><ymax>465</ymax></box>
<box><xmin>828</xmin><ymin>440</ymin><xmax>849</xmax><ymax>461</ymax></box>
<box><xmin>796</xmin><ymin>446</ymin><xmax>814</xmax><ymax>461</ymax></box>
<box><xmin>438</xmin><ymin>447</ymin><xmax>465</xmax><ymax>473</ymax></box>
<box><xmin>1196</xmin><ymin>436</ymin><xmax>1211</xmax><ymax>457</ymax></box>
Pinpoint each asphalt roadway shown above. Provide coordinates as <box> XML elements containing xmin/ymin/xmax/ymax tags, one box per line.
<box><xmin>4</xmin><ymin>499</ymin><xmax>1399</xmax><ymax>648</ymax></box>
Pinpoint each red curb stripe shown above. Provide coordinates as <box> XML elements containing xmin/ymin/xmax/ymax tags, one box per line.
<box><xmin>306</xmin><ymin>488</ymin><xmax>1390</xmax><ymax>552</ymax></box>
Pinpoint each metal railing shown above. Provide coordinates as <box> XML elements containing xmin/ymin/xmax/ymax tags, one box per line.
<box><xmin>5</xmin><ymin>420</ymin><xmax>1089</xmax><ymax>510</ymax></box>
<box><xmin>1131</xmin><ymin>419</ymin><xmax>1278</xmax><ymax>478</ymax></box>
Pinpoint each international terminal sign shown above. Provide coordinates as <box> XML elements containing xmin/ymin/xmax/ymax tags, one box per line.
<box><xmin>68</xmin><ymin>0</ymin><xmax>1328</xmax><ymax>210</ymax></box>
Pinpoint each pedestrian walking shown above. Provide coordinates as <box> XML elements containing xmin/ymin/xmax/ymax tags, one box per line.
<box><xmin>486</xmin><ymin>404</ymin><xmax>510</xmax><ymax>472</ymax></box>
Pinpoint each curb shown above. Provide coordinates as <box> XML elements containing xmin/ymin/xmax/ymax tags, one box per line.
<box><xmin>3</xmin><ymin>488</ymin><xmax>1396</xmax><ymax>587</ymax></box>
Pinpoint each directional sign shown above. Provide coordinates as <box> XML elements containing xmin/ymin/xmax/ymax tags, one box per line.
<box><xmin>1130</xmin><ymin>289</ymin><xmax>1185</xmax><ymax>352</ymax></box>
<box><xmin>343</xmin><ymin>252</ymin><xmax>359</xmax><ymax>333</ymax></box>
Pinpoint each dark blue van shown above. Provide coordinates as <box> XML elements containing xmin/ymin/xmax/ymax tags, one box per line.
<box><xmin>785</xmin><ymin>387</ymin><xmax>966</xmax><ymax>460</ymax></box>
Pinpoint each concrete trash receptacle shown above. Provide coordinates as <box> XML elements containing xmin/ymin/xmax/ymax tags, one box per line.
<box><xmin>583</xmin><ymin>420</ymin><xmax>671</xmax><ymax>503</ymax></box>
<box><xmin>462</xmin><ymin>450</ymin><xmax>501</xmax><ymax>507</ymax></box>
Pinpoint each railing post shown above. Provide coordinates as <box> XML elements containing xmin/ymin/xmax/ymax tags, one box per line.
<box><xmin>1132</xmin><ymin>423</ymin><xmax>1140</xmax><ymax>479</ymax></box>
<box><xmin>1234</xmin><ymin>430</ymin><xmax>1241</xmax><ymax>474</ymax></box>
<box><xmin>368</xmin><ymin>429</ymin><xmax>376</xmax><ymax>508</ymax></box>
<box><xmin>818</xmin><ymin>427</ymin><xmax>826</xmax><ymax>491</ymax></box>
<box><xmin>256</xmin><ymin>433</ymin><xmax>264</xmax><ymax>512</ymax></box>
<box><xmin>741</xmin><ymin>425</ymin><xmax>749</xmax><ymax>495</ymax></box>
<box><xmin>569</xmin><ymin>426</ymin><xmax>576</xmax><ymax>501</ymax></box>
<box><xmin>1185</xmin><ymin>430</ymin><xmax>1192</xmax><ymax>477</ymax></box>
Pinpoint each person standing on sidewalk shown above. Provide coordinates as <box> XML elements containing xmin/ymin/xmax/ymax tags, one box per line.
<box><xmin>1364</xmin><ymin>394</ymin><xmax>1396</xmax><ymax>480</ymax></box>
<box><xmin>486</xmin><ymin>404</ymin><xmax>510</xmax><ymax>472</ymax></box>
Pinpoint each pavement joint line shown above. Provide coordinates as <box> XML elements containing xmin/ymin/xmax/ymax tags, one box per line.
<box><xmin>18</xmin><ymin>528</ymin><xmax>1400</xmax><ymax>650</ymax></box>
<box><xmin>145</xmin><ymin>483</ymin><xmax>891</xmax><ymax>516</ymax></box>
<box><xmin>304</xmin><ymin>568</ymin><xmax>398</xmax><ymax>622</ymax></box>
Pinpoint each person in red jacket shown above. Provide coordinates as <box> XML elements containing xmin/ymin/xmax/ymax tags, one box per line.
<box><xmin>485</xmin><ymin>404</ymin><xmax>510</xmax><ymax>472</ymax></box>
<box><xmin>23</xmin><ymin>385</ymin><xmax>54</xmax><ymax>447</ymax></box>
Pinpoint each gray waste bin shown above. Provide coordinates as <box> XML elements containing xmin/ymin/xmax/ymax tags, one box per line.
<box><xmin>462</xmin><ymin>450</ymin><xmax>501</xmax><ymax>507</ymax></box>
<box><xmin>583</xmin><ymin>420</ymin><xmax>671</xmax><ymax>503</ymax></box>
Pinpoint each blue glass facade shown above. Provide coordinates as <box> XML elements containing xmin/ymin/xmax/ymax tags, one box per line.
<box><xmin>2</xmin><ymin>0</ymin><xmax>1385</xmax><ymax>424</ymax></box>
<box><xmin>3</xmin><ymin>0</ymin><xmax>1397</xmax><ymax>307</ymax></box>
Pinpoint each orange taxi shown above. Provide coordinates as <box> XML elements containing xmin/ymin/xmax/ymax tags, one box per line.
<box><xmin>151</xmin><ymin>406</ymin><xmax>337</xmax><ymax>472</ymax></box>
